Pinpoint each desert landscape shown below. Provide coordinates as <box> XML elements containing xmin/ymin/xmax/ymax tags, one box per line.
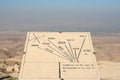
<box><xmin>0</xmin><ymin>32</ymin><xmax>120</xmax><ymax>80</ymax></box>
<box><xmin>1</xmin><ymin>0</ymin><xmax>120</xmax><ymax>80</ymax></box>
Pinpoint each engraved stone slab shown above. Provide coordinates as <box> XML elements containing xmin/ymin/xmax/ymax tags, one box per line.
<box><xmin>19</xmin><ymin>32</ymin><xmax>100</xmax><ymax>80</ymax></box>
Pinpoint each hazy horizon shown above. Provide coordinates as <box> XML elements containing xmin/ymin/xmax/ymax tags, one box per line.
<box><xmin>0</xmin><ymin>0</ymin><xmax>120</xmax><ymax>33</ymax></box>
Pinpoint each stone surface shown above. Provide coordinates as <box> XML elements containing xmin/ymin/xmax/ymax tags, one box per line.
<box><xmin>19</xmin><ymin>32</ymin><xmax>100</xmax><ymax>80</ymax></box>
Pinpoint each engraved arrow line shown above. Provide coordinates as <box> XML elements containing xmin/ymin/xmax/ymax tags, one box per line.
<box><xmin>65</xmin><ymin>44</ymin><xmax>74</xmax><ymax>61</ymax></box>
<box><xmin>77</xmin><ymin>38</ymin><xmax>85</xmax><ymax>60</ymax></box>
<box><xmin>37</xmin><ymin>46</ymin><xmax>69</xmax><ymax>61</ymax></box>
<box><xmin>48</xmin><ymin>40</ymin><xmax>72</xmax><ymax>61</ymax></box>
<box><xmin>74</xmin><ymin>49</ymin><xmax>77</xmax><ymax>61</ymax></box>
<box><xmin>68</xmin><ymin>42</ymin><xmax>75</xmax><ymax>61</ymax></box>
<box><xmin>54</xmin><ymin>46</ymin><xmax>73</xmax><ymax>61</ymax></box>
<box><xmin>63</xmin><ymin>51</ymin><xmax>73</xmax><ymax>62</ymax></box>
<box><xmin>56</xmin><ymin>46</ymin><xmax>73</xmax><ymax>61</ymax></box>
<box><xmin>48</xmin><ymin>46</ymin><xmax>71</xmax><ymax>61</ymax></box>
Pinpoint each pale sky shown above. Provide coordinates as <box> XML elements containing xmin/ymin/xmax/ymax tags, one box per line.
<box><xmin>0</xmin><ymin>0</ymin><xmax>120</xmax><ymax>33</ymax></box>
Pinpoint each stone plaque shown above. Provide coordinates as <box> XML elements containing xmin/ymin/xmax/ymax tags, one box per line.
<box><xmin>19</xmin><ymin>32</ymin><xmax>100</xmax><ymax>80</ymax></box>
